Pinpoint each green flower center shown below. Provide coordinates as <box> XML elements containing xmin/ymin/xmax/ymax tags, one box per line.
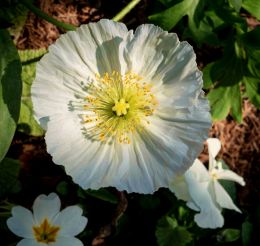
<box><xmin>82</xmin><ymin>71</ymin><xmax>158</xmax><ymax>144</ymax></box>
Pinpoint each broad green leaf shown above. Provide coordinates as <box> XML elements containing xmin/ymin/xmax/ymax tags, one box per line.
<box><xmin>17</xmin><ymin>49</ymin><xmax>46</xmax><ymax>136</ymax></box>
<box><xmin>203</xmin><ymin>62</ymin><xmax>214</xmax><ymax>89</ymax></box>
<box><xmin>218</xmin><ymin>228</ymin><xmax>240</xmax><ymax>242</ymax></box>
<box><xmin>244</xmin><ymin>76</ymin><xmax>260</xmax><ymax>108</ymax></box>
<box><xmin>156</xmin><ymin>216</ymin><xmax>193</xmax><ymax>246</ymax></box>
<box><xmin>0</xmin><ymin>158</ymin><xmax>21</xmax><ymax>198</ymax></box>
<box><xmin>229</xmin><ymin>0</ymin><xmax>242</xmax><ymax>12</ymax></box>
<box><xmin>242</xmin><ymin>0</ymin><xmax>260</xmax><ymax>20</ymax></box>
<box><xmin>82</xmin><ymin>188</ymin><xmax>118</xmax><ymax>204</ymax></box>
<box><xmin>241</xmin><ymin>27</ymin><xmax>260</xmax><ymax>50</ymax></box>
<box><xmin>0</xmin><ymin>1</ymin><xmax>28</xmax><ymax>41</ymax></box>
<box><xmin>148</xmin><ymin>0</ymin><xmax>201</xmax><ymax>31</ymax></box>
<box><xmin>208</xmin><ymin>83</ymin><xmax>242</xmax><ymax>122</ymax></box>
<box><xmin>241</xmin><ymin>220</ymin><xmax>253</xmax><ymax>246</ymax></box>
<box><xmin>56</xmin><ymin>181</ymin><xmax>69</xmax><ymax>196</ymax></box>
<box><xmin>139</xmin><ymin>194</ymin><xmax>160</xmax><ymax>210</ymax></box>
<box><xmin>0</xmin><ymin>29</ymin><xmax>22</xmax><ymax>162</ymax></box>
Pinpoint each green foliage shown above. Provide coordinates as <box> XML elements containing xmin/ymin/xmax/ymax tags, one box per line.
<box><xmin>149</xmin><ymin>0</ymin><xmax>260</xmax><ymax>122</ymax></box>
<box><xmin>18</xmin><ymin>49</ymin><xmax>46</xmax><ymax>136</ymax></box>
<box><xmin>156</xmin><ymin>215</ymin><xmax>193</xmax><ymax>246</ymax></box>
<box><xmin>78</xmin><ymin>187</ymin><xmax>118</xmax><ymax>204</ymax></box>
<box><xmin>0</xmin><ymin>158</ymin><xmax>21</xmax><ymax>198</ymax></box>
<box><xmin>241</xmin><ymin>220</ymin><xmax>253</xmax><ymax>246</ymax></box>
<box><xmin>0</xmin><ymin>29</ymin><xmax>22</xmax><ymax>162</ymax></box>
<box><xmin>242</xmin><ymin>0</ymin><xmax>260</xmax><ymax>20</ymax></box>
<box><xmin>217</xmin><ymin>228</ymin><xmax>240</xmax><ymax>242</ymax></box>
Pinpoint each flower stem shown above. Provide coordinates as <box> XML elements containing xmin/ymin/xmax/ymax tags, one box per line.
<box><xmin>20</xmin><ymin>0</ymin><xmax>76</xmax><ymax>31</ymax></box>
<box><xmin>112</xmin><ymin>0</ymin><xmax>141</xmax><ymax>22</ymax></box>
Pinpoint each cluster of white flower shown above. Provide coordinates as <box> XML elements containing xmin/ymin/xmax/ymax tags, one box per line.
<box><xmin>170</xmin><ymin>138</ymin><xmax>245</xmax><ymax>228</ymax></box>
<box><xmin>6</xmin><ymin>20</ymin><xmax>246</xmax><ymax>244</ymax></box>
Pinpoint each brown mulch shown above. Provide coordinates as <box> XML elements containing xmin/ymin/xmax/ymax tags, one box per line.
<box><xmin>16</xmin><ymin>0</ymin><xmax>102</xmax><ymax>49</ymax></box>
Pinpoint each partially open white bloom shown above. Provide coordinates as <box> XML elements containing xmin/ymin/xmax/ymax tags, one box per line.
<box><xmin>7</xmin><ymin>193</ymin><xmax>87</xmax><ymax>246</ymax></box>
<box><xmin>170</xmin><ymin>138</ymin><xmax>245</xmax><ymax>229</ymax></box>
<box><xmin>32</xmin><ymin>19</ymin><xmax>211</xmax><ymax>193</ymax></box>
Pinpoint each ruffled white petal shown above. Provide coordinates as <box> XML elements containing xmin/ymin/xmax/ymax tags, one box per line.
<box><xmin>213</xmin><ymin>181</ymin><xmax>241</xmax><ymax>213</ymax></box>
<box><xmin>52</xmin><ymin>237</ymin><xmax>84</xmax><ymax>246</ymax></box>
<box><xmin>17</xmin><ymin>239</ymin><xmax>41</xmax><ymax>246</ymax></box>
<box><xmin>207</xmin><ymin>138</ymin><xmax>221</xmax><ymax>171</ymax></box>
<box><xmin>53</xmin><ymin>206</ymin><xmax>87</xmax><ymax>236</ymax></box>
<box><xmin>7</xmin><ymin>206</ymin><xmax>34</xmax><ymax>238</ymax></box>
<box><xmin>216</xmin><ymin>169</ymin><xmax>245</xmax><ymax>186</ymax></box>
<box><xmin>45</xmin><ymin>114</ymin><xmax>130</xmax><ymax>190</ymax></box>
<box><xmin>32</xmin><ymin>19</ymin><xmax>130</xmax><ymax>123</ymax></box>
<box><xmin>32</xmin><ymin>193</ymin><xmax>61</xmax><ymax>224</ymax></box>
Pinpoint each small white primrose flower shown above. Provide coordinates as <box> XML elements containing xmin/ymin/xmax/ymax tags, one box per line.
<box><xmin>7</xmin><ymin>193</ymin><xmax>87</xmax><ymax>246</ymax></box>
<box><xmin>170</xmin><ymin>138</ymin><xmax>245</xmax><ymax>229</ymax></box>
<box><xmin>32</xmin><ymin>19</ymin><xmax>211</xmax><ymax>193</ymax></box>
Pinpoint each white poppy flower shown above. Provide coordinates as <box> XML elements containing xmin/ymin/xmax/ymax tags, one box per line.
<box><xmin>170</xmin><ymin>138</ymin><xmax>245</xmax><ymax>228</ymax></box>
<box><xmin>32</xmin><ymin>19</ymin><xmax>211</xmax><ymax>193</ymax></box>
<box><xmin>7</xmin><ymin>193</ymin><xmax>87</xmax><ymax>246</ymax></box>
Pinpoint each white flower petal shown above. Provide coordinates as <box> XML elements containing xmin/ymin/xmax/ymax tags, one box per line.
<box><xmin>45</xmin><ymin>114</ymin><xmax>130</xmax><ymax>190</ymax></box>
<box><xmin>194</xmin><ymin>208</ymin><xmax>224</xmax><ymax>229</ymax></box>
<box><xmin>189</xmin><ymin>159</ymin><xmax>210</xmax><ymax>183</ymax></box>
<box><xmin>214</xmin><ymin>181</ymin><xmax>241</xmax><ymax>213</ymax></box>
<box><xmin>7</xmin><ymin>206</ymin><xmax>34</xmax><ymax>238</ymax></box>
<box><xmin>207</xmin><ymin>138</ymin><xmax>221</xmax><ymax>170</ymax></box>
<box><xmin>32</xmin><ymin>193</ymin><xmax>61</xmax><ymax>224</ymax></box>
<box><xmin>216</xmin><ymin>169</ymin><xmax>245</xmax><ymax>186</ymax></box>
<box><xmin>170</xmin><ymin>175</ymin><xmax>191</xmax><ymax>201</ymax></box>
<box><xmin>52</xmin><ymin>237</ymin><xmax>84</xmax><ymax>246</ymax></box>
<box><xmin>186</xmin><ymin>201</ymin><xmax>200</xmax><ymax>211</ymax></box>
<box><xmin>53</xmin><ymin>206</ymin><xmax>87</xmax><ymax>236</ymax></box>
<box><xmin>126</xmin><ymin>24</ymin><xmax>179</xmax><ymax>83</ymax></box>
<box><xmin>17</xmin><ymin>239</ymin><xmax>40</xmax><ymax>246</ymax></box>
<box><xmin>185</xmin><ymin>173</ymin><xmax>224</xmax><ymax>228</ymax></box>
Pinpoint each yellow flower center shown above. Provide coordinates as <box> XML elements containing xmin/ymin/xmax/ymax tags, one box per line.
<box><xmin>112</xmin><ymin>98</ymin><xmax>130</xmax><ymax>116</ymax></box>
<box><xmin>33</xmin><ymin>219</ymin><xmax>60</xmax><ymax>244</ymax></box>
<box><xmin>81</xmin><ymin>71</ymin><xmax>158</xmax><ymax>144</ymax></box>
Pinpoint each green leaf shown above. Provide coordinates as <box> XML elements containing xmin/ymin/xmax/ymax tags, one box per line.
<box><xmin>0</xmin><ymin>29</ymin><xmax>22</xmax><ymax>162</ymax></box>
<box><xmin>241</xmin><ymin>220</ymin><xmax>253</xmax><ymax>246</ymax></box>
<box><xmin>229</xmin><ymin>0</ymin><xmax>242</xmax><ymax>12</ymax></box>
<box><xmin>17</xmin><ymin>49</ymin><xmax>46</xmax><ymax>136</ymax></box>
<box><xmin>242</xmin><ymin>0</ymin><xmax>260</xmax><ymax>20</ymax></box>
<box><xmin>83</xmin><ymin>188</ymin><xmax>118</xmax><ymax>204</ymax></box>
<box><xmin>244</xmin><ymin>76</ymin><xmax>260</xmax><ymax>108</ymax></box>
<box><xmin>148</xmin><ymin>0</ymin><xmax>201</xmax><ymax>31</ymax></box>
<box><xmin>139</xmin><ymin>194</ymin><xmax>160</xmax><ymax>210</ymax></box>
<box><xmin>203</xmin><ymin>62</ymin><xmax>214</xmax><ymax>89</ymax></box>
<box><xmin>217</xmin><ymin>228</ymin><xmax>240</xmax><ymax>242</ymax></box>
<box><xmin>241</xmin><ymin>27</ymin><xmax>260</xmax><ymax>50</ymax></box>
<box><xmin>0</xmin><ymin>158</ymin><xmax>21</xmax><ymax>198</ymax></box>
<box><xmin>208</xmin><ymin>83</ymin><xmax>242</xmax><ymax>122</ymax></box>
<box><xmin>156</xmin><ymin>216</ymin><xmax>193</xmax><ymax>246</ymax></box>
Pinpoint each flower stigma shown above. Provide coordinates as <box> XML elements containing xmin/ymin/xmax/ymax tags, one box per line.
<box><xmin>33</xmin><ymin>219</ymin><xmax>60</xmax><ymax>244</ymax></box>
<box><xmin>80</xmin><ymin>71</ymin><xmax>158</xmax><ymax>144</ymax></box>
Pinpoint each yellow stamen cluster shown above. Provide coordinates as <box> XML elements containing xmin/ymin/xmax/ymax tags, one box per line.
<box><xmin>33</xmin><ymin>219</ymin><xmax>60</xmax><ymax>244</ymax></box>
<box><xmin>82</xmin><ymin>71</ymin><xmax>158</xmax><ymax>144</ymax></box>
